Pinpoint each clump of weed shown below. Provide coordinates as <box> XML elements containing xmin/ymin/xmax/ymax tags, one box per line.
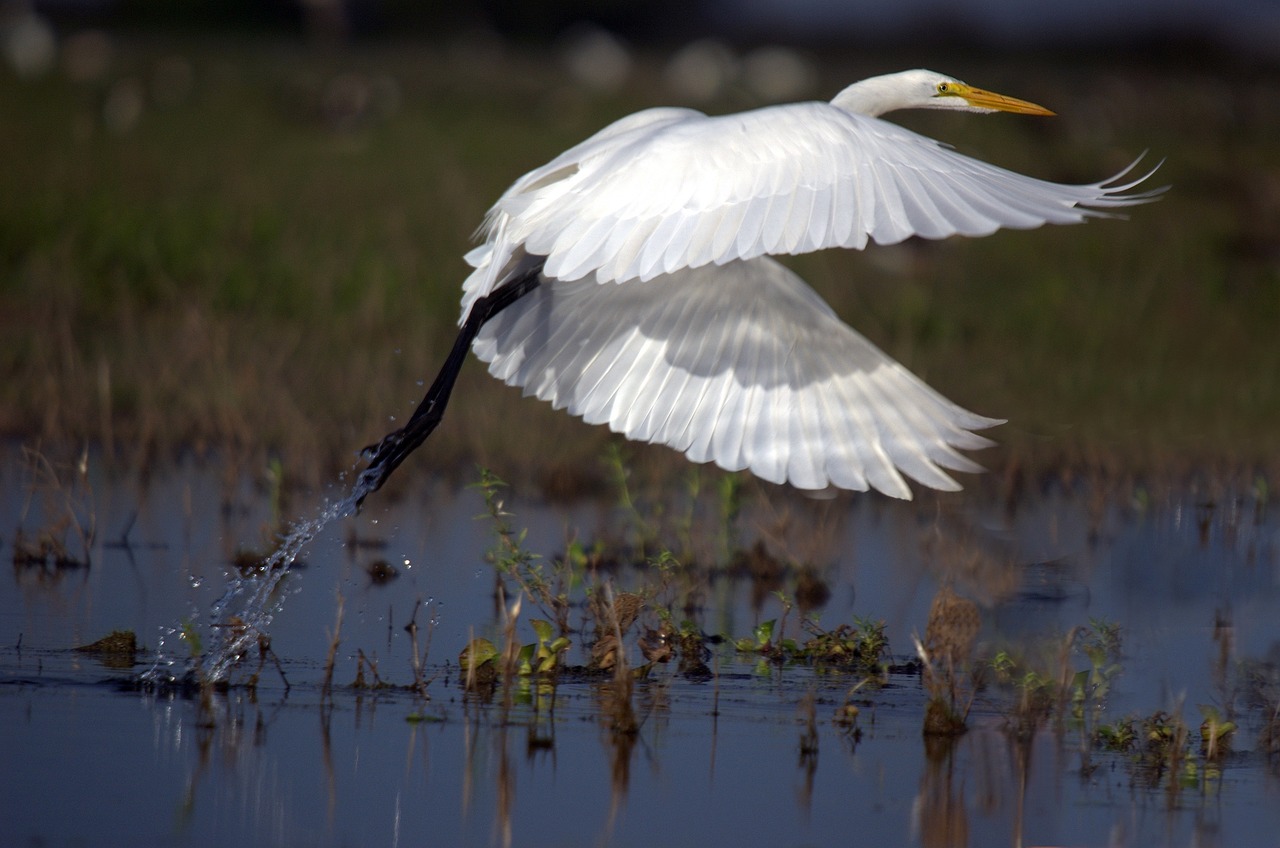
<box><xmin>74</xmin><ymin>629</ymin><xmax>138</xmax><ymax>669</ymax></box>
<box><xmin>732</xmin><ymin>604</ymin><xmax>889</xmax><ymax>682</ymax></box>
<box><xmin>588</xmin><ymin>587</ymin><xmax>644</xmax><ymax>672</ymax></box>
<box><xmin>984</xmin><ymin>618</ymin><xmax>1125</xmax><ymax>738</ymax></box>
<box><xmin>798</xmin><ymin>616</ymin><xmax>889</xmax><ymax>678</ymax></box>
<box><xmin>1095</xmin><ymin>716</ymin><xmax>1138</xmax><ymax>752</ymax></box>
<box><xmin>917</xmin><ymin>587</ymin><xmax>982</xmax><ymax>736</ymax></box>
<box><xmin>351</xmin><ymin>649</ymin><xmax>393</xmax><ymax>690</ymax></box>
<box><xmin>1065</xmin><ymin>618</ymin><xmax>1125</xmax><ymax>736</ymax></box>
<box><xmin>639</xmin><ymin>615</ymin><xmax>712</xmax><ymax>678</ymax></box>
<box><xmin>1092</xmin><ymin>708</ymin><xmax>1218</xmax><ymax>791</ymax></box>
<box><xmin>988</xmin><ymin>649</ymin><xmax>1057</xmax><ymax>736</ymax></box>
<box><xmin>1197</xmin><ymin>704</ymin><xmax>1236</xmax><ymax>761</ymax></box>
<box><xmin>458</xmin><ymin>602</ymin><xmax>570</xmax><ymax>701</ymax></box>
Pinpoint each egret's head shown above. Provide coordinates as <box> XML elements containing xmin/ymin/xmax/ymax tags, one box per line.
<box><xmin>919</xmin><ymin>70</ymin><xmax>1055</xmax><ymax>115</ymax></box>
<box><xmin>833</xmin><ymin>69</ymin><xmax>1055</xmax><ymax>118</ymax></box>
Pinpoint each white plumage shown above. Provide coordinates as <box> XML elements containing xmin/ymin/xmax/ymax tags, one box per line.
<box><xmin>459</xmin><ymin>69</ymin><xmax>1162</xmax><ymax>498</ymax></box>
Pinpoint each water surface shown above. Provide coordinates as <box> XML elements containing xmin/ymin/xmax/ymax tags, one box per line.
<box><xmin>3</xmin><ymin>448</ymin><xmax>1279</xmax><ymax>847</ymax></box>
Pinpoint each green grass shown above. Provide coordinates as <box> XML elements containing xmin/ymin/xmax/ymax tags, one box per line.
<box><xmin>1</xmin><ymin>36</ymin><xmax>1276</xmax><ymax>492</ymax></box>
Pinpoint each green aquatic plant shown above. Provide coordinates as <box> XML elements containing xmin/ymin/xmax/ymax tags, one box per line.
<box><xmin>985</xmin><ymin>619</ymin><xmax>1126</xmax><ymax>738</ymax></box>
<box><xmin>734</xmin><ymin>618</ymin><xmax>780</xmax><ymax>655</ymax></box>
<box><xmin>1067</xmin><ymin>619</ymin><xmax>1124</xmax><ymax>729</ymax></box>
<box><xmin>458</xmin><ymin>615</ymin><xmax>568</xmax><ymax>697</ymax></box>
<box><xmin>1197</xmin><ymin>704</ymin><xmax>1236</xmax><ymax>761</ymax></box>
<box><xmin>1091</xmin><ymin>707</ymin><xmax>1227</xmax><ymax>793</ymax></box>
<box><xmin>459</xmin><ymin>637</ymin><xmax>500</xmax><ymax>674</ymax></box>
<box><xmin>1095</xmin><ymin>717</ymin><xmax>1137</xmax><ymax>752</ymax></box>
<box><xmin>732</xmin><ymin>614</ymin><xmax>888</xmax><ymax>680</ymax></box>
<box><xmin>988</xmin><ymin>649</ymin><xmax>1056</xmax><ymax>733</ymax></box>
<box><xmin>473</xmin><ymin>468</ymin><xmax>573</xmax><ymax>634</ymax></box>
<box><xmin>1141</xmin><ymin>710</ymin><xmax>1191</xmax><ymax>788</ymax></box>
<box><xmin>802</xmin><ymin>616</ymin><xmax>888</xmax><ymax>677</ymax></box>
<box><xmin>473</xmin><ymin>468</ymin><xmax>539</xmax><ymax>573</ymax></box>
<box><xmin>518</xmin><ymin>618</ymin><xmax>572</xmax><ymax>676</ymax></box>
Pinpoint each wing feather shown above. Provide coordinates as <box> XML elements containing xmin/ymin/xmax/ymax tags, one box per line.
<box><xmin>473</xmin><ymin>257</ymin><xmax>999</xmax><ymax>497</ymax></box>
<box><xmin>475</xmin><ymin>102</ymin><xmax>1160</xmax><ymax>294</ymax></box>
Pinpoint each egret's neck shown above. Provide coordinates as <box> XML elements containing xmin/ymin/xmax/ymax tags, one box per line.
<box><xmin>830</xmin><ymin>73</ymin><xmax>913</xmax><ymax>117</ymax></box>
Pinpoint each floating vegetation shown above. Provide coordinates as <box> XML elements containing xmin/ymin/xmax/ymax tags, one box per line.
<box><xmin>732</xmin><ymin>614</ymin><xmax>889</xmax><ymax>679</ymax></box>
<box><xmin>74</xmin><ymin>629</ymin><xmax>138</xmax><ymax>668</ymax></box>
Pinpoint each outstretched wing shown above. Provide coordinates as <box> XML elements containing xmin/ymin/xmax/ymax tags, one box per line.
<box><xmin>472</xmin><ymin>257</ymin><xmax>1001</xmax><ymax>498</ymax></box>
<box><xmin>471</xmin><ymin>101</ymin><xmax>1159</xmax><ymax>298</ymax></box>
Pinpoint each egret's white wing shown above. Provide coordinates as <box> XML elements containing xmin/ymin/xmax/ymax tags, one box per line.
<box><xmin>460</xmin><ymin>107</ymin><xmax>700</xmax><ymax>321</ymax></box>
<box><xmin>472</xmin><ymin>257</ymin><xmax>1000</xmax><ymax>498</ymax></box>
<box><xmin>475</xmin><ymin>101</ymin><xmax>1159</xmax><ymax>293</ymax></box>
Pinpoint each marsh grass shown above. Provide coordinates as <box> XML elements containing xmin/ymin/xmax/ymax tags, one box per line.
<box><xmin>12</xmin><ymin>443</ymin><xmax>96</xmax><ymax>569</ymax></box>
<box><xmin>1</xmin><ymin>37</ymin><xmax>1277</xmax><ymax>495</ymax></box>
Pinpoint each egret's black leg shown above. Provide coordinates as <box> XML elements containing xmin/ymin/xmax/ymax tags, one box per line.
<box><xmin>354</xmin><ymin>269</ymin><xmax>541</xmax><ymax>506</ymax></box>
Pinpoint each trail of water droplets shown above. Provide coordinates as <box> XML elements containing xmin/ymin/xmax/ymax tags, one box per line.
<box><xmin>144</xmin><ymin>476</ymin><xmax>377</xmax><ymax>685</ymax></box>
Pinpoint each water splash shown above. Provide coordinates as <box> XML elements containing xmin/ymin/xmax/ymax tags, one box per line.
<box><xmin>144</xmin><ymin>473</ymin><xmax>380</xmax><ymax>685</ymax></box>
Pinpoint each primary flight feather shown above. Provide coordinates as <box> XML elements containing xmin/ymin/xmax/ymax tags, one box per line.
<box><xmin>357</xmin><ymin>69</ymin><xmax>1162</xmax><ymax>504</ymax></box>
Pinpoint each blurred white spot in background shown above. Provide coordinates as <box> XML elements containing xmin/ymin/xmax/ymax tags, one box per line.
<box><xmin>1</xmin><ymin>4</ymin><xmax>55</xmax><ymax>78</ymax></box>
<box><xmin>560</xmin><ymin>24</ymin><xmax>632</xmax><ymax>93</ymax></box>
<box><xmin>740</xmin><ymin>45</ymin><xmax>816</xmax><ymax>101</ymax></box>
<box><xmin>664</xmin><ymin>38</ymin><xmax>737</xmax><ymax>102</ymax></box>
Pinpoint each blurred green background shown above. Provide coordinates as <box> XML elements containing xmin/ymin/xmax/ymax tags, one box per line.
<box><xmin>1</xmin><ymin>5</ymin><xmax>1276</xmax><ymax>494</ymax></box>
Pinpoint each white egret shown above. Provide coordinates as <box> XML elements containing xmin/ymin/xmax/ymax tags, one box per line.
<box><xmin>357</xmin><ymin>69</ymin><xmax>1161</xmax><ymax>504</ymax></box>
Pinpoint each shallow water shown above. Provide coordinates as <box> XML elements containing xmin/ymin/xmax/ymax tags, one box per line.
<box><xmin>3</xmin><ymin>446</ymin><xmax>1280</xmax><ymax>847</ymax></box>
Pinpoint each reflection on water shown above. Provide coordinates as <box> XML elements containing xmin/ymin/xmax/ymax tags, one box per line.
<box><xmin>3</xmin><ymin>447</ymin><xmax>1280</xmax><ymax>846</ymax></box>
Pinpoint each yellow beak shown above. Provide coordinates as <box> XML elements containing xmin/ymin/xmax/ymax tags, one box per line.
<box><xmin>950</xmin><ymin>83</ymin><xmax>1056</xmax><ymax>116</ymax></box>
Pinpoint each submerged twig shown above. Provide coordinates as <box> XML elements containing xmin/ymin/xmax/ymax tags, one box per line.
<box><xmin>405</xmin><ymin>598</ymin><xmax>436</xmax><ymax>698</ymax></box>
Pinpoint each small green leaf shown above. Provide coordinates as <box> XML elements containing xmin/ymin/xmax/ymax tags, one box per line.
<box><xmin>516</xmin><ymin>643</ymin><xmax>536</xmax><ymax>675</ymax></box>
<box><xmin>531</xmin><ymin>618</ymin><xmax>553</xmax><ymax>642</ymax></box>
<box><xmin>459</xmin><ymin>637</ymin><xmax>498</xmax><ymax>672</ymax></box>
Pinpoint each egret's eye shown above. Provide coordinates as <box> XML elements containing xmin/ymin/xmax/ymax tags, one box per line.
<box><xmin>936</xmin><ymin>82</ymin><xmax>951</xmax><ymax>94</ymax></box>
